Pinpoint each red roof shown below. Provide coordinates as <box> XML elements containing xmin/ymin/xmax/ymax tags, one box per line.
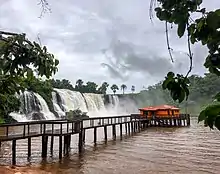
<box><xmin>139</xmin><ymin>105</ymin><xmax>179</xmax><ymax>111</ymax></box>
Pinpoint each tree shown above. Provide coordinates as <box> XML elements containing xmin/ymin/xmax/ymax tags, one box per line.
<box><xmin>121</xmin><ymin>84</ymin><xmax>127</xmax><ymax>94</ymax></box>
<box><xmin>131</xmin><ymin>85</ymin><xmax>135</xmax><ymax>93</ymax></box>
<box><xmin>85</xmin><ymin>81</ymin><xmax>98</xmax><ymax>93</ymax></box>
<box><xmin>0</xmin><ymin>31</ymin><xmax>59</xmax><ymax>122</ymax></box>
<box><xmin>76</xmin><ymin>79</ymin><xmax>83</xmax><ymax>87</ymax></box>
<box><xmin>50</xmin><ymin>78</ymin><xmax>74</xmax><ymax>90</ymax></box>
<box><xmin>152</xmin><ymin>0</ymin><xmax>220</xmax><ymax>130</ymax></box>
<box><xmin>75</xmin><ymin>79</ymin><xmax>84</xmax><ymax>91</ymax></box>
<box><xmin>111</xmin><ymin>84</ymin><xmax>119</xmax><ymax>94</ymax></box>
<box><xmin>98</xmin><ymin>82</ymin><xmax>109</xmax><ymax>94</ymax></box>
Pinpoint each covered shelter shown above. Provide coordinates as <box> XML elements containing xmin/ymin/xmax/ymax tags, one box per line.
<box><xmin>139</xmin><ymin>105</ymin><xmax>180</xmax><ymax>119</ymax></box>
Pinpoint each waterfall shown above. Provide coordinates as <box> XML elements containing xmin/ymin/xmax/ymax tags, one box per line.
<box><xmin>53</xmin><ymin>88</ymin><xmax>88</xmax><ymax>113</ymax></box>
<box><xmin>9</xmin><ymin>88</ymin><xmax>139</xmax><ymax>122</ymax></box>
<box><xmin>83</xmin><ymin>93</ymin><xmax>107</xmax><ymax>116</ymax></box>
<box><xmin>108</xmin><ymin>95</ymin><xmax>120</xmax><ymax>109</ymax></box>
<box><xmin>52</xmin><ymin>91</ymin><xmax>65</xmax><ymax>117</ymax></box>
<box><xmin>53</xmin><ymin>89</ymin><xmax>109</xmax><ymax>117</ymax></box>
<box><xmin>10</xmin><ymin>91</ymin><xmax>56</xmax><ymax>121</ymax></box>
<box><xmin>34</xmin><ymin>93</ymin><xmax>56</xmax><ymax>120</ymax></box>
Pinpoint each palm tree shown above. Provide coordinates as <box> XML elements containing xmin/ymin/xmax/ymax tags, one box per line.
<box><xmin>76</xmin><ymin>79</ymin><xmax>83</xmax><ymax>87</ymax></box>
<box><xmin>121</xmin><ymin>84</ymin><xmax>127</xmax><ymax>94</ymax></box>
<box><xmin>98</xmin><ymin>82</ymin><xmax>109</xmax><ymax>94</ymax></box>
<box><xmin>131</xmin><ymin>85</ymin><xmax>135</xmax><ymax>93</ymax></box>
<box><xmin>111</xmin><ymin>84</ymin><xmax>119</xmax><ymax>94</ymax></box>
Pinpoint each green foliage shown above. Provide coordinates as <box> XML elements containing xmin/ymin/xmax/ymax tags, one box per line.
<box><xmin>0</xmin><ymin>31</ymin><xmax>59</xmax><ymax>122</ymax></box>
<box><xmin>137</xmin><ymin>73</ymin><xmax>220</xmax><ymax>115</ymax></box>
<box><xmin>97</xmin><ymin>82</ymin><xmax>109</xmax><ymax>94</ymax></box>
<box><xmin>198</xmin><ymin>102</ymin><xmax>220</xmax><ymax>130</ymax></box>
<box><xmin>66</xmin><ymin>109</ymin><xmax>89</xmax><ymax>120</ymax></box>
<box><xmin>111</xmin><ymin>84</ymin><xmax>119</xmax><ymax>94</ymax></box>
<box><xmin>74</xmin><ymin>80</ymin><xmax>109</xmax><ymax>94</ymax></box>
<box><xmin>162</xmin><ymin>72</ymin><xmax>190</xmax><ymax>103</ymax></box>
<box><xmin>50</xmin><ymin>79</ymin><xmax>74</xmax><ymax>90</ymax></box>
<box><xmin>0</xmin><ymin>94</ymin><xmax>20</xmax><ymax>122</ymax></box>
<box><xmin>153</xmin><ymin>0</ymin><xmax>220</xmax><ymax>130</ymax></box>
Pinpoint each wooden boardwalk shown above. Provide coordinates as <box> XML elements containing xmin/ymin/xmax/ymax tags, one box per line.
<box><xmin>0</xmin><ymin>114</ymin><xmax>190</xmax><ymax>165</ymax></box>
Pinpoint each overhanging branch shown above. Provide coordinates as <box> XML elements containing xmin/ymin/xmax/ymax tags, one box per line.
<box><xmin>165</xmin><ymin>22</ymin><xmax>174</xmax><ymax>63</ymax></box>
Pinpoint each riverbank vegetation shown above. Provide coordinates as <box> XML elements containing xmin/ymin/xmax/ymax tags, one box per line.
<box><xmin>0</xmin><ymin>31</ymin><xmax>59</xmax><ymax>123</ymax></box>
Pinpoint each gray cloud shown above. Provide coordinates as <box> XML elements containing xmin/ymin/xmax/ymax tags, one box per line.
<box><xmin>0</xmin><ymin>0</ymin><xmax>218</xmax><ymax>92</ymax></box>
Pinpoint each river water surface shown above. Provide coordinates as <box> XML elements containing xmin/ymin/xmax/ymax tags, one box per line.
<box><xmin>0</xmin><ymin>117</ymin><xmax>220</xmax><ymax>174</ymax></box>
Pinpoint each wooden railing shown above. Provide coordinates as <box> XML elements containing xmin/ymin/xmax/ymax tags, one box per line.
<box><xmin>0</xmin><ymin>114</ymin><xmax>190</xmax><ymax>165</ymax></box>
<box><xmin>0</xmin><ymin>115</ymin><xmax>136</xmax><ymax>141</ymax></box>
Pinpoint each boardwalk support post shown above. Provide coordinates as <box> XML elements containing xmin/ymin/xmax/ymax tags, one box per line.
<box><xmin>104</xmin><ymin>126</ymin><xmax>107</xmax><ymax>142</ymax></box>
<box><xmin>94</xmin><ymin>127</ymin><xmax>97</xmax><ymax>144</ymax></box>
<box><xmin>50</xmin><ymin>136</ymin><xmax>54</xmax><ymax>156</ymax></box>
<box><xmin>41</xmin><ymin>135</ymin><xmax>48</xmax><ymax>158</ymax></box>
<box><xmin>59</xmin><ymin>135</ymin><xmax>62</xmax><ymax>159</ymax></box>
<box><xmin>12</xmin><ymin>140</ymin><xmax>16</xmax><ymax>165</ymax></box>
<box><xmin>78</xmin><ymin>121</ymin><xmax>83</xmax><ymax>153</ymax></box>
<box><xmin>120</xmin><ymin>123</ymin><xmax>123</xmax><ymax>140</ymax></box>
<box><xmin>112</xmin><ymin>125</ymin><xmax>116</xmax><ymax>140</ymax></box>
<box><xmin>28</xmin><ymin>137</ymin><xmax>31</xmax><ymax>158</ymax></box>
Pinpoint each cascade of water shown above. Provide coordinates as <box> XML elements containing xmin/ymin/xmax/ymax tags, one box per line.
<box><xmin>83</xmin><ymin>93</ymin><xmax>107</xmax><ymax>116</ymax></box>
<box><xmin>34</xmin><ymin>93</ymin><xmax>56</xmax><ymax>120</ymax></box>
<box><xmin>53</xmin><ymin>88</ymin><xmax>88</xmax><ymax>113</ymax></box>
<box><xmin>52</xmin><ymin>91</ymin><xmax>65</xmax><ymax>117</ymax></box>
<box><xmin>9</xmin><ymin>88</ymin><xmax>139</xmax><ymax>122</ymax></box>
<box><xmin>108</xmin><ymin>95</ymin><xmax>120</xmax><ymax>108</ymax></box>
<box><xmin>10</xmin><ymin>91</ymin><xmax>56</xmax><ymax>121</ymax></box>
<box><xmin>10</xmin><ymin>91</ymin><xmax>40</xmax><ymax>121</ymax></box>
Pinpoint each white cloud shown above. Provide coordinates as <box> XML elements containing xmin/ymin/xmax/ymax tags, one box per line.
<box><xmin>0</xmin><ymin>0</ymin><xmax>218</xmax><ymax>93</ymax></box>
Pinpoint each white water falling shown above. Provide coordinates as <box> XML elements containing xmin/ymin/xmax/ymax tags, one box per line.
<box><xmin>83</xmin><ymin>93</ymin><xmax>107</xmax><ymax>116</ymax></box>
<box><xmin>34</xmin><ymin>93</ymin><xmax>56</xmax><ymax>120</ymax></box>
<box><xmin>10</xmin><ymin>91</ymin><xmax>39</xmax><ymax>121</ymax></box>
<box><xmin>10</xmin><ymin>88</ymin><xmax>139</xmax><ymax>122</ymax></box>
<box><xmin>9</xmin><ymin>112</ymin><xmax>29</xmax><ymax>122</ymax></box>
<box><xmin>54</xmin><ymin>88</ymin><xmax>88</xmax><ymax>113</ymax></box>
<box><xmin>10</xmin><ymin>91</ymin><xmax>56</xmax><ymax>121</ymax></box>
<box><xmin>108</xmin><ymin>95</ymin><xmax>120</xmax><ymax>109</ymax></box>
<box><xmin>52</xmin><ymin>91</ymin><xmax>65</xmax><ymax>117</ymax></box>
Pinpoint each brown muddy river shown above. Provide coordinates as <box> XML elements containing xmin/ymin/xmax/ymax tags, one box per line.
<box><xmin>0</xmin><ymin>117</ymin><xmax>220</xmax><ymax>174</ymax></box>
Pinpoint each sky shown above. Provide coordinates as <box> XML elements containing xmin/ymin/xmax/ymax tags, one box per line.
<box><xmin>0</xmin><ymin>0</ymin><xmax>219</xmax><ymax>93</ymax></box>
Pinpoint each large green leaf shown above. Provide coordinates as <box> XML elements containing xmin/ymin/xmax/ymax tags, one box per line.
<box><xmin>198</xmin><ymin>110</ymin><xmax>206</xmax><ymax>122</ymax></box>
<box><xmin>177</xmin><ymin>22</ymin><xmax>186</xmax><ymax>38</ymax></box>
<box><xmin>178</xmin><ymin>88</ymin><xmax>185</xmax><ymax>103</ymax></box>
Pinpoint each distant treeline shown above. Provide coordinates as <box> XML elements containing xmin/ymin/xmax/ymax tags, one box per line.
<box><xmin>134</xmin><ymin>73</ymin><xmax>220</xmax><ymax>115</ymax></box>
<box><xmin>49</xmin><ymin>79</ymin><xmax>135</xmax><ymax>95</ymax></box>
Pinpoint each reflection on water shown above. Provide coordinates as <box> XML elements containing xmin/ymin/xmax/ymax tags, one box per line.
<box><xmin>0</xmin><ymin>117</ymin><xmax>220</xmax><ymax>174</ymax></box>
